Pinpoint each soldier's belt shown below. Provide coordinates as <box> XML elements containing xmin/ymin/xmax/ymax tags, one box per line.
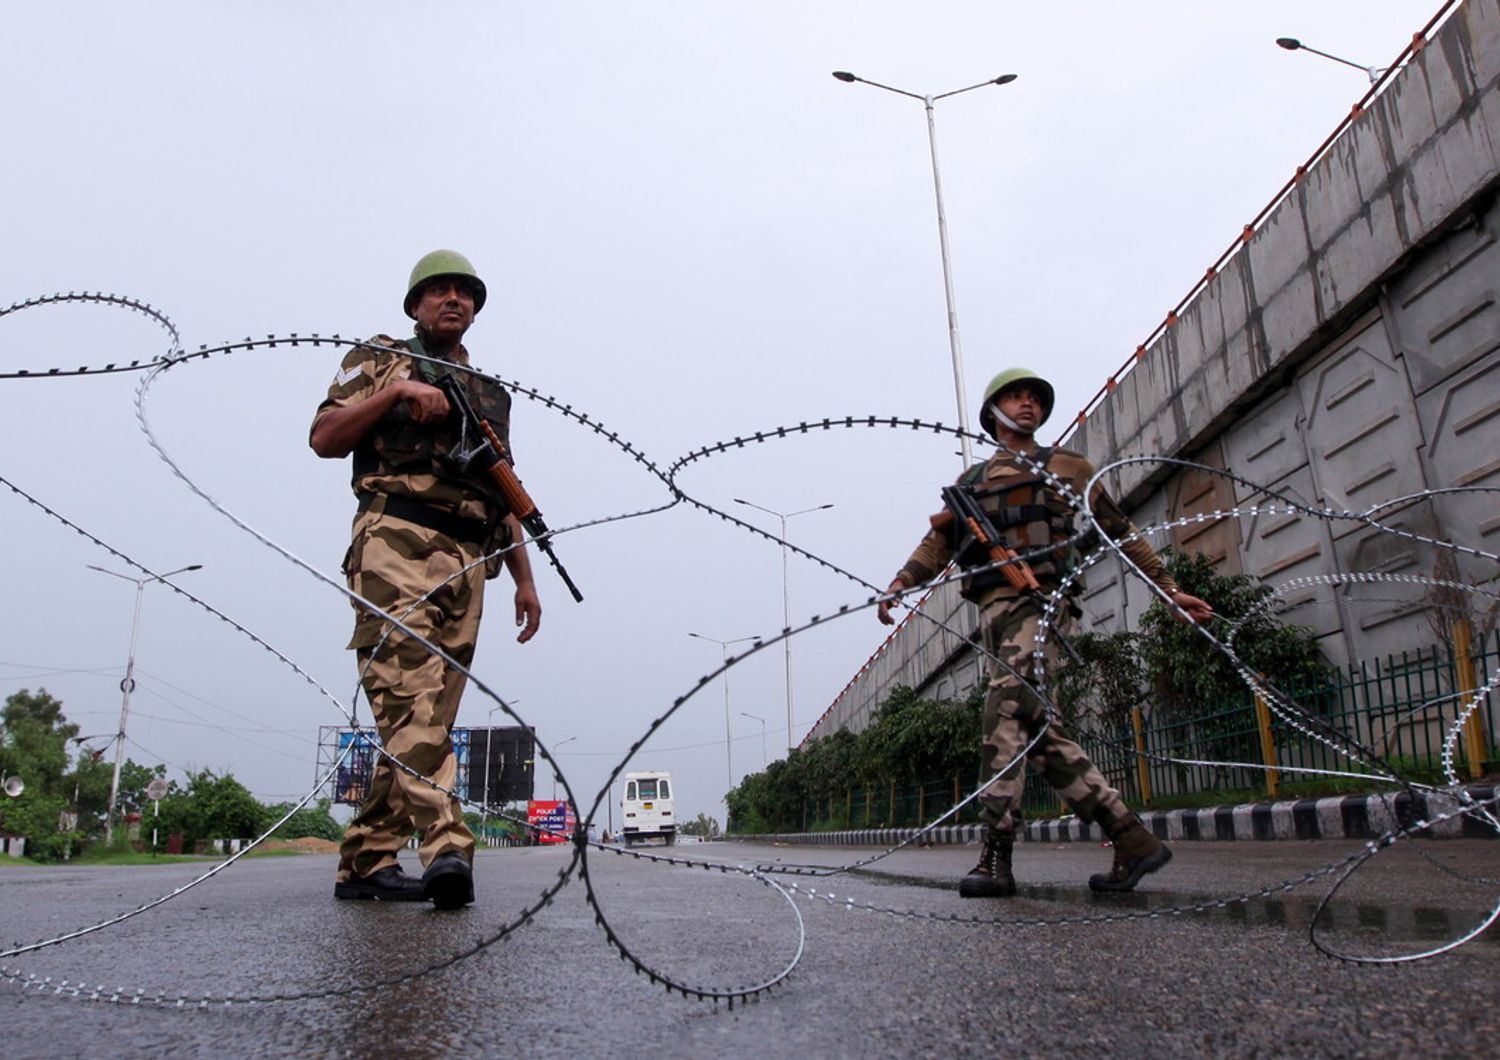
<box><xmin>356</xmin><ymin>491</ymin><xmax>492</xmax><ymax>546</ymax></box>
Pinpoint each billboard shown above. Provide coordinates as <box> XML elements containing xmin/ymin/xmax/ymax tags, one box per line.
<box><xmin>466</xmin><ymin>726</ymin><xmax>535</xmax><ymax>805</ymax></box>
<box><xmin>527</xmin><ymin>800</ymin><xmax>575</xmax><ymax>844</ymax></box>
<box><xmin>322</xmin><ymin>725</ymin><xmax>533</xmax><ymax>808</ymax></box>
<box><xmin>333</xmin><ymin>730</ymin><xmax>380</xmax><ymax>805</ymax></box>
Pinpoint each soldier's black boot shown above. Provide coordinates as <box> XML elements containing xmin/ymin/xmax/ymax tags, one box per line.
<box><xmin>422</xmin><ymin>851</ymin><xmax>475</xmax><ymax>910</ymax></box>
<box><xmin>959</xmin><ymin>829</ymin><xmax>1016</xmax><ymax>898</ymax></box>
<box><xmin>1089</xmin><ymin>815</ymin><xmax>1171</xmax><ymax>892</ymax></box>
<box><xmin>333</xmin><ymin>864</ymin><xmax>425</xmax><ymax>902</ymax></box>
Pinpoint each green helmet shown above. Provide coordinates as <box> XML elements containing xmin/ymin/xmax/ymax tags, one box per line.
<box><xmin>403</xmin><ymin>249</ymin><xmax>488</xmax><ymax>319</ymax></box>
<box><xmin>979</xmin><ymin>368</ymin><xmax>1055</xmax><ymax>438</ymax></box>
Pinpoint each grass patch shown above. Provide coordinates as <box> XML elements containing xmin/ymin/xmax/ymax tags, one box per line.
<box><xmin>71</xmin><ymin>849</ymin><xmax>221</xmax><ymax>866</ymax></box>
<box><xmin>1133</xmin><ymin>775</ymin><xmax>1438</xmax><ymax>813</ymax></box>
<box><xmin>0</xmin><ymin>845</ymin><xmax>310</xmax><ymax>868</ymax></box>
<box><xmin>70</xmin><ymin>842</ymin><xmax>308</xmax><ymax>866</ymax></box>
<box><xmin>1015</xmin><ymin>773</ymin><xmax>1444</xmax><ymax>819</ymax></box>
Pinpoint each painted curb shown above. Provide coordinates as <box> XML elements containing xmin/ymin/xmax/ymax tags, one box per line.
<box><xmin>735</xmin><ymin>786</ymin><xmax>1497</xmax><ymax>846</ymax></box>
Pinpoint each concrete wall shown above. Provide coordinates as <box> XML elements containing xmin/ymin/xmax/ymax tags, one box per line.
<box><xmin>807</xmin><ymin>0</ymin><xmax>1500</xmax><ymax>742</ymax></box>
<box><xmin>813</xmin><ymin>579</ymin><xmax>980</xmax><ymax>739</ymax></box>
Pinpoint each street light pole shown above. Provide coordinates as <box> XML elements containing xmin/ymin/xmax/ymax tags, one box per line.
<box><xmin>688</xmin><ymin>632</ymin><xmax>756</xmax><ymax>792</ymax></box>
<box><xmin>733</xmin><ymin>499</ymin><xmax>834</xmax><ymax>753</ymax></box>
<box><xmin>482</xmin><ymin>728</ymin><xmax>491</xmax><ymax>831</ymax></box>
<box><xmin>833</xmin><ymin>70</ymin><xmax>1018</xmax><ymax>469</ymax></box>
<box><xmin>740</xmin><ymin>712</ymin><xmax>767</xmax><ymax>767</ymax></box>
<box><xmin>87</xmin><ymin>563</ymin><xmax>202</xmax><ymax>846</ymax></box>
<box><xmin>550</xmin><ymin>735</ymin><xmax>578</xmax><ymax>802</ymax></box>
<box><xmin>1275</xmin><ymin>37</ymin><xmax>1386</xmax><ymax>83</ymax></box>
<box><xmin>479</xmin><ymin>701</ymin><xmax>518</xmax><ymax>844</ymax></box>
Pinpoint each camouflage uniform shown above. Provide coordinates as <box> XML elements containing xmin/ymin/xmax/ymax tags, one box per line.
<box><xmin>895</xmin><ymin>443</ymin><xmax>1179</xmax><ymax>837</ymax></box>
<box><xmin>315</xmin><ymin>334</ymin><xmax>512</xmax><ymax>883</ymax></box>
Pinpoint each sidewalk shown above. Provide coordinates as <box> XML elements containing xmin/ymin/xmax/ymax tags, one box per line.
<box><xmin>740</xmin><ymin>785</ymin><xmax>1498</xmax><ymax>847</ymax></box>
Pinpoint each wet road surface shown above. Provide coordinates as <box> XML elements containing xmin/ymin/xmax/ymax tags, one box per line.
<box><xmin>0</xmin><ymin>838</ymin><xmax>1496</xmax><ymax>1058</ymax></box>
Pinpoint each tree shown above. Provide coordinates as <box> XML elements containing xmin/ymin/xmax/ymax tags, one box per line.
<box><xmin>854</xmin><ymin>685</ymin><xmax>981</xmax><ymax>784</ymax></box>
<box><xmin>0</xmin><ymin>691</ymin><xmax>296</xmax><ymax>858</ymax></box>
<box><xmin>155</xmin><ymin>769</ymin><xmax>267</xmax><ymax>849</ymax></box>
<box><xmin>1051</xmin><ymin>630</ymin><xmax>1143</xmax><ymax>731</ymax></box>
<box><xmin>725</xmin><ymin>768</ymin><xmax>775</xmax><ymax>833</ymax></box>
<box><xmin>1053</xmin><ymin>550</ymin><xmax>1331</xmax><ymax>734</ymax></box>
<box><xmin>265</xmin><ymin>798</ymin><xmax>341</xmax><ymax>842</ymax></box>
<box><xmin>801</xmin><ymin>728</ymin><xmax>859</xmax><ymax>798</ymax></box>
<box><xmin>1136</xmin><ymin>551</ymin><xmax>1330</xmax><ymax>722</ymax></box>
<box><xmin>111</xmin><ymin>760</ymin><xmax>173</xmax><ymax>819</ymax></box>
<box><xmin>679</xmin><ymin>813</ymin><xmax>720</xmax><ymax>837</ymax></box>
<box><xmin>726</xmin><ymin>685</ymin><xmax>984</xmax><ymax>832</ymax></box>
<box><xmin>1</xmin><ymin>688</ymin><xmax>75</xmax><ymax>799</ymax></box>
<box><xmin>0</xmin><ymin>689</ymin><xmax>80</xmax><ymax>860</ymax></box>
<box><xmin>482</xmin><ymin>804</ymin><xmax>528</xmax><ymax>843</ymax></box>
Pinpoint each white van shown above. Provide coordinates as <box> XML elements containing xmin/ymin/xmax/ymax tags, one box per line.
<box><xmin>620</xmin><ymin>771</ymin><xmax>675</xmax><ymax>845</ymax></box>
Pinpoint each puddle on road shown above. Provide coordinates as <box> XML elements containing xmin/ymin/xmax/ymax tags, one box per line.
<box><xmin>847</xmin><ymin>868</ymin><xmax>1500</xmax><ymax>949</ymax></box>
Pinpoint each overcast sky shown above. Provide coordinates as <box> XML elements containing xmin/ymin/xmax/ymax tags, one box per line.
<box><xmin>1</xmin><ymin>2</ymin><xmax>1441</xmax><ymax>827</ymax></box>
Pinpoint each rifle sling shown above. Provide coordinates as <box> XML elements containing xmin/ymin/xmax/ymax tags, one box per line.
<box><xmin>962</xmin><ymin>447</ymin><xmax>1055</xmax><ymax>535</ymax></box>
<box><xmin>405</xmin><ymin>336</ymin><xmax>440</xmax><ymax>383</ymax></box>
<box><xmin>989</xmin><ymin>503</ymin><xmax>1050</xmax><ymax>529</ymax></box>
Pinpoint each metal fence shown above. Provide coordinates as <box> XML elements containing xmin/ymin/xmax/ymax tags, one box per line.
<box><xmin>801</xmin><ymin>627</ymin><xmax>1499</xmax><ymax>830</ymax></box>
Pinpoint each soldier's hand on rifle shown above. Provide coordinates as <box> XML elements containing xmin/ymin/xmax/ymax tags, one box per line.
<box><xmin>311</xmin><ymin>379</ymin><xmax>452</xmax><ymax>458</ymax></box>
<box><xmin>397</xmin><ymin>379</ymin><xmax>451</xmax><ymax>424</ymax></box>
<box><xmin>877</xmin><ymin>578</ymin><xmax>909</xmax><ymax>626</ymax></box>
<box><xmin>1169</xmin><ymin>590</ymin><xmax>1214</xmax><ymax>624</ymax></box>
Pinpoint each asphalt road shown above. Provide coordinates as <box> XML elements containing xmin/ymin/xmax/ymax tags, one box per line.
<box><xmin>0</xmin><ymin>838</ymin><xmax>1496</xmax><ymax>1058</ymax></box>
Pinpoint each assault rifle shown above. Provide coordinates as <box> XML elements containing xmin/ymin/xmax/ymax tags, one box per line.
<box><xmin>433</xmin><ymin>372</ymin><xmax>584</xmax><ymax>603</ymax></box>
<box><xmin>933</xmin><ymin>485</ymin><xmax>1044</xmax><ymax>595</ymax></box>
<box><xmin>931</xmin><ymin>485</ymin><xmax>1082</xmax><ymax>666</ymax></box>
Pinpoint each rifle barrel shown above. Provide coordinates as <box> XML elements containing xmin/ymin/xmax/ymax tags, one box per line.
<box><xmin>436</xmin><ymin>372</ymin><xmax>583</xmax><ymax>603</ymax></box>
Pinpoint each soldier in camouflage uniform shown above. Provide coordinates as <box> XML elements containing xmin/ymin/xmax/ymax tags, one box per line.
<box><xmin>878</xmin><ymin>368</ymin><xmax>1213</xmax><ymax>896</ymax></box>
<box><xmin>311</xmin><ymin>250</ymin><xmax>542</xmax><ymax>909</ymax></box>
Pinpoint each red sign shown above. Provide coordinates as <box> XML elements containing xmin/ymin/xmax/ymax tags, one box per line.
<box><xmin>526</xmin><ymin>800</ymin><xmax>575</xmax><ymax>844</ymax></box>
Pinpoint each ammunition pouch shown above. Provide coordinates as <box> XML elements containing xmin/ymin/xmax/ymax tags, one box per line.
<box><xmin>350</xmin><ymin>339</ymin><xmax>514</xmax><ymax>521</ymax></box>
<box><xmin>951</xmin><ymin>450</ymin><xmax>1081</xmax><ymax>600</ymax></box>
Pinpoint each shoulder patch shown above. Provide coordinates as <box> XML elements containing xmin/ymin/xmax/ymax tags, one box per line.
<box><xmin>333</xmin><ymin>364</ymin><xmax>364</xmax><ymax>387</ymax></box>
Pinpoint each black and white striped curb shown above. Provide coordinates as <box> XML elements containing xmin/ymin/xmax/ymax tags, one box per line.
<box><xmin>735</xmin><ymin>786</ymin><xmax>1498</xmax><ymax>847</ymax></box>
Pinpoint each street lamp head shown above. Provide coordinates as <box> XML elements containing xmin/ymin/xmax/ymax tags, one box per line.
<box><xmin>832</xmin><ymin>70</ymin><xmax>857</xmax><ymax>82</ymax></box>
<box><xmin>1273</xmin><ymin>36</ymin><xmax>1381</xmax><ymax>81</ymax></box>
<box><xmin>87</xmin><ymin>562</ymin><xmax>203</xmax><ymax>583</ymax></box>
<box><xmin>992</xmin><ymin>74</ymin><xmax>1018</xmax><ymax>85</ymax></box>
